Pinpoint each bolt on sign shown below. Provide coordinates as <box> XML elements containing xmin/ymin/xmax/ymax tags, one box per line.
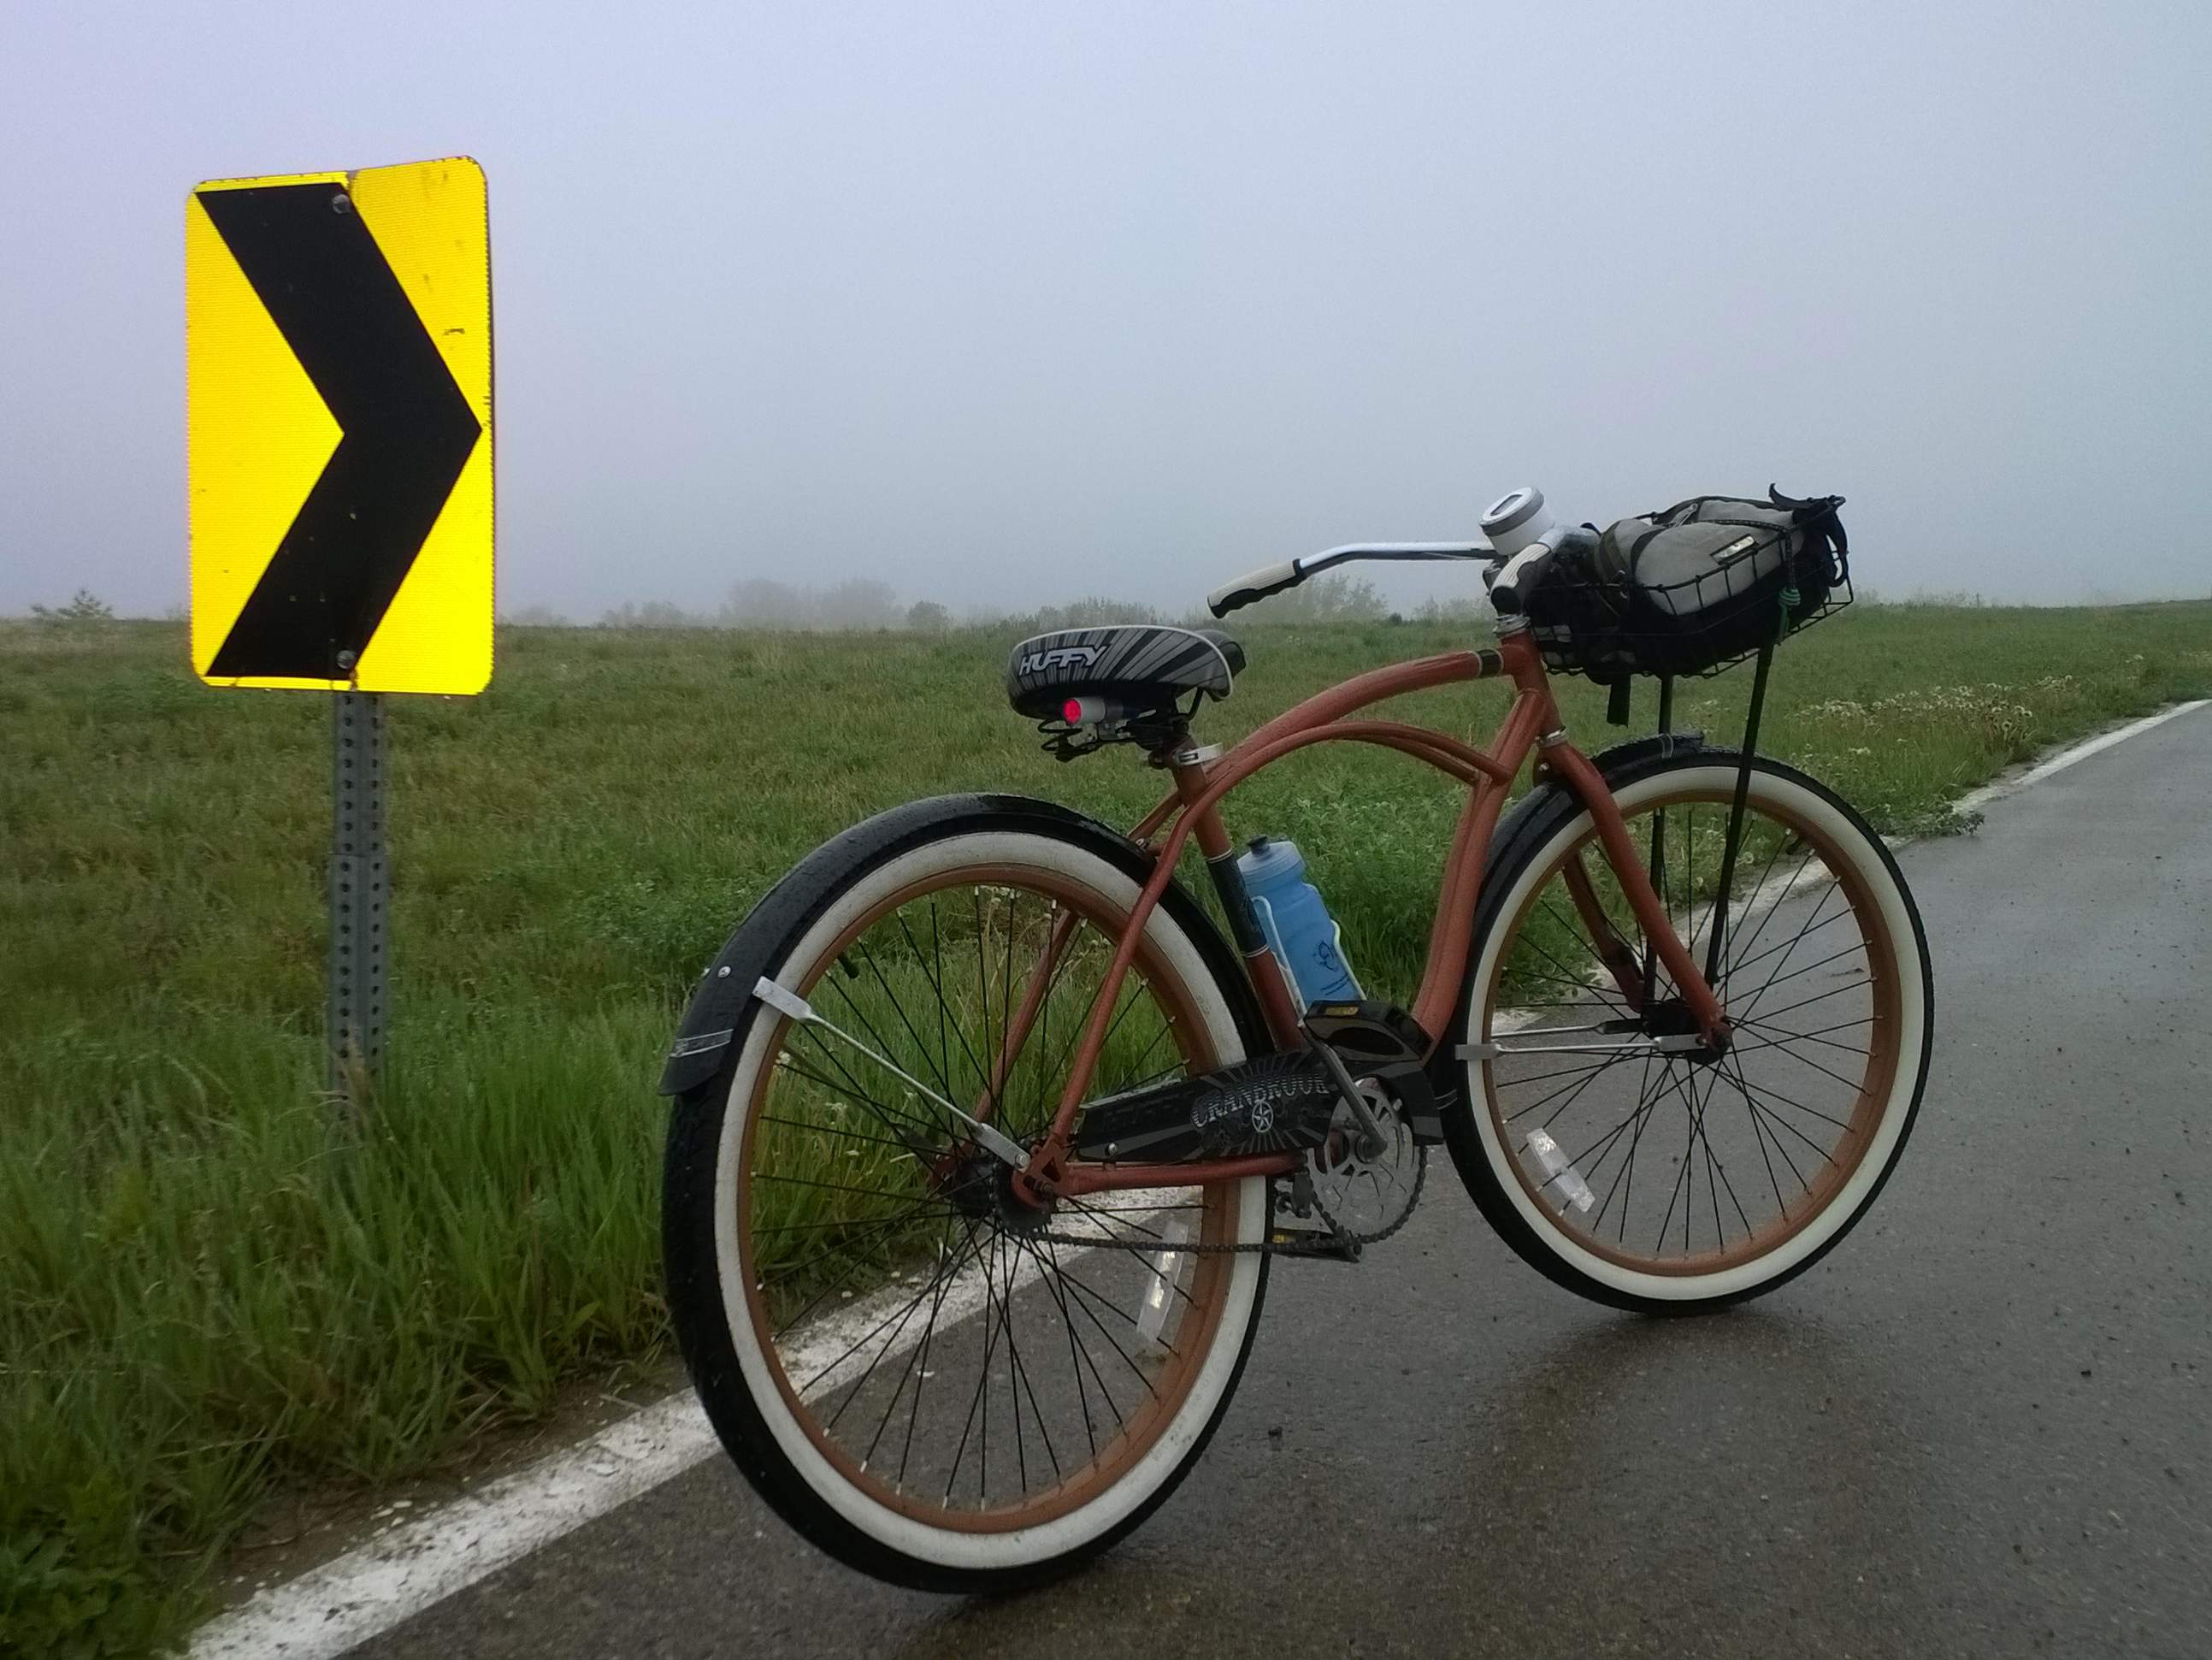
<box><xmin>186</xmin><ymin>157</ymin><xmax>493</xmax><ymax>693</ymax></box>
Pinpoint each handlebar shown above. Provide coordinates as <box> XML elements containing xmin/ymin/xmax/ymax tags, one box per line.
<box><xmin>1205</xmin><ymin>542</ymin><xmax>1490</xmax><ymax>618</ymax></box>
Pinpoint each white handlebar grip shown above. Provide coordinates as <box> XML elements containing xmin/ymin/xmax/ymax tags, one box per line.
<box><xmin>1206</xmin><ymin>560</ymin><xmax>1301</xmax><ymax>617</ymax></box>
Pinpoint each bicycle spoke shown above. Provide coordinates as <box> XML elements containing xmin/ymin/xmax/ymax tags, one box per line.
<box><xmin>994</xmin><ymin>1234</ymin><xmax>1063</xmax><ymax>1486</ymax></box>
<box><xmin>728</xmin><ymin>860</ymin><xmax>1254</xmax><ymax>1533</ymax></box>
<box><xmin>1731</xmin><ymin>938</ymin><xmax>1867</xmax><ymax>1021</ymax></box>
<box><xmin>1722</xmin><ymin>902</ymin><xmax>1851</xmax><ymax>990</ymax></box>
<box><xmin>1716</xmin><ymin>846</ymin><xmax>1820</xmax><ymax>986</ymax></box>
<box><xmin>1038</xmin><ymin>1233</ymin><xmax>1129</xmax><ymax>1434</ymax></box>
<box><xmin>1015</xmin><ymin>1234</ymin><xmax>1103</xmax><ymax>1461</ymax></box>
<box><xmin>1724</xmin><ymin>883</ymin><xmax>1839</xmax><ymax>1020</ymax></box>
<box><xmin>1691</xmin><ymin>1061</ymin><xmax>1752</xmax><ymax>1247</ymax></box>
<box><xmin>1737</xmin><ymin>975</ymin><xmax>1875</xmax><ymax>1029</ymax></box>
<box><xmin>782</xmin><ymin>1029</ymin><xmax>952</xmax><ymax>1152</ymax></box>
<box><xmin>758</xmin><ymin>1113</ymin><xmax>935</xmax><ymax>1157</ymax></box>
<box><xmin>860</xmin><ymin>1260</ymin><xmax>957</xmax><ymax>1472</ymax></box>
<box><xmin>921</xmin><ymin>898</ymin><xmax>998</xmax><ymax>1113</ymax></box>
<box><xmin>1532</xmin><ymin>905</ymin><xmax>1637</xmax><ymax>1014</ymax></box>
<box><xmin>1048</xmin><ymin>1253</ymin><xmax>1177</xmax><ymax>1381</ymax></box>
<box><xmin>817</xmin><ymin>1249</ymin><xmax>969</xmax><ymax>1418</ymax></box>
<box><xmin>1500</xmin><ymin>1045</ymin><xmax>1640</xmax><ymax>1125</ymax></box>
<box><xmin>1651</xmin><ymin>1073</ymin><xmax>1697</xmax><ymax>1256</ymax></box>
<box><xmin>1733</xmin><ymin>1024</ymin><xmax>1874</xmax><ymax>1095</ymax></box>
<box><xmin>1472</xmin><ymin>777</ymin><xmax>1912</xmax><ymax>1278</ymax></box>
<box><xmin>898</xmin><ymin>1219</ymin><xmax>982</xmax><ymax>1487</ymax></box>
<box><xmin>857</xmin><ymin>935</ymin><xmax>959</xmax><ymax>1108</ymax></box>
<box><xmin>1736</xmin><ymin>1014</ymin><xmax>1873</xmax><ymax>1059</ymax></box>
<box><xmin>1711</xmin><ymin>1060</ymin><xmax>1841</xmax><ymax>1164</ymax></box>
<box><xmin>1600</xmin><ymin>1053</ymin><xmax>1664</xmax><ymax>1242</ymax></box>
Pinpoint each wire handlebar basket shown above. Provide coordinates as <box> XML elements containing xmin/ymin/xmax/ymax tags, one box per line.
<box><xmin>1525</xmin><ymin>523</ymin><xmax>1853</xmax><ymax>684</ymax></box>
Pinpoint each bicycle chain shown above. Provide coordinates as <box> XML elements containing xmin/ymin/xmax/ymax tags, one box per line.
<box><xmin>1026</xmin><ymin>1146</ymin><xmax>1427</xmax><ymax>1258</ymax></box>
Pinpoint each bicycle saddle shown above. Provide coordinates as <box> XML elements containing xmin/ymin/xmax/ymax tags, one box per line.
<box><xmin>1006</xmin><ymin>625</ymin><xmax>1244</xmax><ymax>721</ymax></box>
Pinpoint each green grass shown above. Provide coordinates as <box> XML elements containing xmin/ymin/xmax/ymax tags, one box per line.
<box><xmin>4</xmin><ymin>602</ymin><xmax>2209</xmax><ymax>1654</ymax></box>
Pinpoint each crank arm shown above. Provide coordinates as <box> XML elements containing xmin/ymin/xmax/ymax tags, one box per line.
<box><xmin>1301</xmin><ymin>1018</ymin><xmax>1393</xmax><ymax>1161</ymax></box>
<box><xmin>753</xmin><ymin>978</ymin><xmax>1029</xmax><ymax>1168</ymax></box>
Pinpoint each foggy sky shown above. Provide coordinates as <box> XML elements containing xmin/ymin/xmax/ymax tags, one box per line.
<box><xmin>2</xmin><ymin>0</ymin><xmax>2207</xmax><ymax>622</ymax></box>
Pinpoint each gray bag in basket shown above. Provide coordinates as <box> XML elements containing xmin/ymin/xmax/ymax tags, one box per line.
<box><xmin>1583</xmin><ymin>488</ymin><xmax>1848</xmax><ymax>679</ymax></box>
<box><xmin>1597</xmin><ymin>497</ymin><xmax>1801</xmax><ymax>617</ymax></box>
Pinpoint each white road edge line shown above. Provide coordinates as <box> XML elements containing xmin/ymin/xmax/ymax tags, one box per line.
<box><xmin>187</xmin><ymin>698</ymin><xmax>2210</xmax><ymax>1660</ymax></box>
<box><xmin>189</xmin><ymin>1388</ymin><xmax>718</xmax><ymax>1660</ymax></box>
<box><xmin>187</xmin><ymin>1191</ymin><xmax>1191</xmax><ymax>1660</ymax></box>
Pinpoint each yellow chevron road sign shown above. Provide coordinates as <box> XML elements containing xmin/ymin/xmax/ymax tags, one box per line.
<box><xmin>186</xmin><ymin>157</ymin><xmax>493</xmax><ymax>693</ymax></box>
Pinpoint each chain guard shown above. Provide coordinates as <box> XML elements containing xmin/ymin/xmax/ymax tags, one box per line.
<box><xmin>1042</xmin><ymin>1001</ymin><xmax>1448</xmax><ymax>1258</ymax></box>
<box><xmin>1034</xmin><ymin>1098</ymin><xmax>1430</xmax><ymax>1261</ymax></box>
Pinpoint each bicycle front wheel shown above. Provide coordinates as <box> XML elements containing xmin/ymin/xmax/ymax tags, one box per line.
<box><xmin>1448</xmin><ymin>749</ymin><xmax>1932</xmax><ymax>1312</ymax></box>
<box><xmin>663</xmin><ymin>795</ymin><xmax>1272</xmax><ymax>1590</ymax></box>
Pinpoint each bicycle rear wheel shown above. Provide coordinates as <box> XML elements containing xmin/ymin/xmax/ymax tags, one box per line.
<box><xmin>1448</xmin><ymin>749</ymin><xmax>1932</xmax><ymax>1311</ymax></box>
<box><xmin>663</xmin><ymin>796</ymin><xmax>1271</xmax><ymax>1589</ymax></box>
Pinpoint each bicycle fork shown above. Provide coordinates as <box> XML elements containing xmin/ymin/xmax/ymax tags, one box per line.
<box><xmin>1467</xmin><ymin>740</ymin><xmax>1733</xmax><ymax>1068</ymax></box>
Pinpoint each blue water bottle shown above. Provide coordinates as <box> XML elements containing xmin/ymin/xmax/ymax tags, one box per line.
<box><xmin>1235</xmin><ymin>836</ymin><xmax>1361</xmax><ymax>1009</ymax></box>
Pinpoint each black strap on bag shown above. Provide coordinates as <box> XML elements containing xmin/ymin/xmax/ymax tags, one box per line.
<box><xmin>1767</xmin><ymin>485</ymin><xmax>1849</xmax><ymax>611</ymax></box>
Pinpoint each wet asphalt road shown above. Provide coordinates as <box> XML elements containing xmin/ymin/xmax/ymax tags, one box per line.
<box><xmin>359</xmin><ymin>706</ymin><xmax>2210</xmax><ymax>1659</ymax></box>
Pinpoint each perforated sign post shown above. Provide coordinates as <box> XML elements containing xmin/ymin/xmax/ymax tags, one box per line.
<box><xmin>186</xmin><ymin>157</ymin><xmax>493</xmax><ymax>1102</ymax></box>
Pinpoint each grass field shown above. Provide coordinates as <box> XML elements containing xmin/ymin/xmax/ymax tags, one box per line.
<box><xmin>4</xmin><ymin>601</ymin><xmax>2209</xmax><ymax>1654</ymax></box>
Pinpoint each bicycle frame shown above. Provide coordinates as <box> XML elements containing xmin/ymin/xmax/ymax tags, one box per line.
<box><xmin>1000</xmin><ymin>625</ymin><xmax>1730</xmax><ymax>1205</ymax></box>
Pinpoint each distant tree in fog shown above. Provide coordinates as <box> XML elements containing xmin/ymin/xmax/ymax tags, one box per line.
<box><xmin>1413</xmin><ymin>593</ymin><xmax>1492</xmax><ymax>626</ymax></box>
<box><xmin>599</xmin><ymin>600</ymin><xmax>704</xmax><ymax>628</ymax></box>
<box><xmin>906</xmin><ymin>600</ymin><xmax>953</xmax><ymax>633</ymax></box>
<box><xmin>503</xmin><ymin>604</ymin><xmax>573</xmax><ymax>627</ymax></box>
<box><xmin>1000</xmin><ymin>595</ymin><xmax>1162</xmax><ymax>633</ymax></box>
<box><xmin>719</xmin><ymin>576</ymin><xmax>901</xmax><ymax>630</ymax></box>
<box><xmin>722</xmin><ymin>578</ymin><xmax>808</xmax><ymax>629</ymax></box>
<box><xmin>31</xmin><ymin>588</ymin><xmax>115</xmax><ymax>627</ymax></box>
<box><xmin>817</xmin><ymin>579</ymin><xmax>900</xmax><ymax>630</ymax></box>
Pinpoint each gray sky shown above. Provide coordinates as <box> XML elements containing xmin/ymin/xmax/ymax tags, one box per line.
<box><xmin>3</xmin><ymin>0</ymin><xmax>2207</xmax><ymax>621</ymax></box>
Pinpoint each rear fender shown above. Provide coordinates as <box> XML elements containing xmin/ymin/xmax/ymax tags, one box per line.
<box><xmin>658</xmin><ymin>793</ymin><xmax>1265</xmax><ymax>1096</ymax></box>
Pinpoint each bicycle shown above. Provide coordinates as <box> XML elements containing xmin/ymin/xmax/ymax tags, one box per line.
<box><xmin>658</xmin><ymin>498</ymin><xmax>1933</xmax><ymax>1590</ymax></box>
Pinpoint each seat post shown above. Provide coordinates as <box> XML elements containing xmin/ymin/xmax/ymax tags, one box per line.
<box><xmin>1170</xmin><ymin>754</ymin><xmax>1304</xmax><ymax>1048</ymax></box>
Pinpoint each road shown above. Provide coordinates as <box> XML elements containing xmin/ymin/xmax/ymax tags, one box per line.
<box><xmin>358</xmin><ymin>706</ymin><xmax>2211</xmax><ymax>1659</ymax></box>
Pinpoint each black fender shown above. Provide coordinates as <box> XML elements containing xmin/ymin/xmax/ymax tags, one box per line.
<box><xmin>1489</xmin><ymin>730</ymin><xmax>1714</xmax><ymax>895</ymax></box>
<box><xmin>658</xmin><ymin>792</ymin><xmax>1267</xmax><ymax>1096</ymax></box>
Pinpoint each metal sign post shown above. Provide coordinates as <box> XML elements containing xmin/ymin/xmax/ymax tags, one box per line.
<box><xmin>327</xmin><ymin>684</ymin><xmax>388</xmax><ymax>1100</ymax></box>
<box><xmin>186</xmin><ymin>156</ymin><xmax>493</xmax><ymax>1113</ymax></box>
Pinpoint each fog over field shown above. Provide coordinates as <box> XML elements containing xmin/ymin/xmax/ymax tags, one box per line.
<box><xmin>3</xmin><ymin>1</ymin><xmax>2207</xmax><ymax>623</ymax></box>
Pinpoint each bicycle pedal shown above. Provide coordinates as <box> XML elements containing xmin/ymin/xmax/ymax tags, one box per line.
<box><xmin>1264</xmin><ymin>1168</ymin><xmax>1364</xmax><ymax>1261</ymax></box>
<box><xmin>1265</xmin><ymin>1220</ymin><xmax>1362</xmax><ymax>1262</ymax></box>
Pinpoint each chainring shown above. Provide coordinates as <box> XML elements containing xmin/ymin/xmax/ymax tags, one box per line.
<box><xmin>1303</xmin><ymin>1085</ymin><xmax>1427</xmax><ymax>1247</ymax></box>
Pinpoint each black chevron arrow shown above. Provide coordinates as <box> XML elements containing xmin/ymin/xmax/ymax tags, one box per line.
<box><xmin>198</xmin><ymin>182</ymin><xmax>483</xmax><ymax>680</ymax></box>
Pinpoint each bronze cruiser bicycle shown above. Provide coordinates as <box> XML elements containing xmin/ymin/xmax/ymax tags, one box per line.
<box><xmin>660</xmin><ymin>487</ymin><xmax>1932</xmax><ymax>1589</ymax></box>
